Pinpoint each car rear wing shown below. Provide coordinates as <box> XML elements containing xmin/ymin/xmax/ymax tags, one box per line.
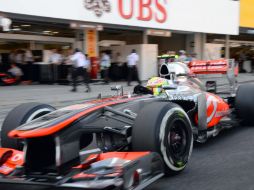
<box><xmin>189</xmin><ymin>59</ymin><xmax>238</xmax><ymax>95</ymax></box>
<box><xmin>189</xmin><ymin>59</ymin><xmax>238</xmax><ymax>76</ymax></box>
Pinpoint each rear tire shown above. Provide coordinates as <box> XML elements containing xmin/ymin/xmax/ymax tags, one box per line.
<box><xmin>132</xmin><ymin>102</ymin><xmax>193</xmax><ymax>175</ymax></box>
<box><xmin>1</xmin><ymin>103</ymin><xmax>56</xmax><ymax>150</ymax></box>
<box><xmin>235</xmin><ymin>84</ymin><xmax>254</xmax><ymax>125</ymax></box>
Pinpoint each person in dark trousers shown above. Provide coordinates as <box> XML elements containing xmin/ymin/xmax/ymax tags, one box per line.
<box><xmin>127</xmin><ymin>49</ymin><xmax>141</xmax><ymax>86</ymax></box>
<box><xmin>15</xmin><ymin>49</ymin><xmax>25</xmax><ymax>80</ymax></box>
<box><xmin>84</xmin><ymin>53</ymin><xmax>91</xmax><ymax>91</ymax></box>
<box><xmin>70</xmin><ymin>49</ymin><xmax>91</xmax><ymax>92</ymax></box>
<box><xmin>100</xmin><ymin>51</ymin><xmax>111</xmax><ymax>84</ymax></box>
<box><xmin>24</xmin><ymin>49</ymin><xmax>34</xmax><ymax>83</ymax></box>
<box><xmin>49</xmin><ymin>49</ymin><xmax>62</xmax><ymax>84</ymax></box>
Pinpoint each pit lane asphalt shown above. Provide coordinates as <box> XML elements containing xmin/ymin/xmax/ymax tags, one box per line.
<box><xmin>1</xmin><ymin>75</ymin><xmax>254</xmax><ymax>190</ymax></box>
<box><xmin>147</xmin><ymin>126</ymin><xmax>254</xmax><ymax>190</ymax></box>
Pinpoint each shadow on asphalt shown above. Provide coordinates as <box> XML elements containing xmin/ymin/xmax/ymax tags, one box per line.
<box><xmin>193</xmin><ymin>125</ymin><xmax>244</xmax><ymax>149</ymax></box>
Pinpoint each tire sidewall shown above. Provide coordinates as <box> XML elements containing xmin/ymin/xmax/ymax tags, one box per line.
<box><xmin>159</xmin><ymin>107</ymin><xmax>193</xmax><ymax>172</ymax></box>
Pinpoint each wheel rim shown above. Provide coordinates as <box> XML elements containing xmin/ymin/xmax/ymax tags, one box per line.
<box><xmin>168</xmin><ymin>120</ymin><xmax>187</xmax><ymax>156</ymax></box>
<box><xmin>166</xmin><ymin>119</ymin><xmax>189</xmax><ymax>167</ymax></box>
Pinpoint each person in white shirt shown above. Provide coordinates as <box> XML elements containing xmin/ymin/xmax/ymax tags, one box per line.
<box><xmin>100</xmin><ymin>51</ymin><xmax>111</xmax><ymax>84</ymax></box>
<box><xmin>127</xmin><ymin>49</ymin><xmax>141</xmax><ymax>86</ymax></box>
<box><xmin>24</xmin><ymin>49</ymin><xmax>34</xmax><ymax>63</ymax></box>
<box><xmin>70</xmin><ymin>49</ymin><xmax>91</xmax><ymax>92</ymax></box>
<box><xmin>49</xmin><ymin>49</ymin><xmax>62</xmax><ymax>83</ymax></box>
<box><xmin>49</xmin><ymin>49</ymin><xmax>62</xmax><ymax>65</ymax></box>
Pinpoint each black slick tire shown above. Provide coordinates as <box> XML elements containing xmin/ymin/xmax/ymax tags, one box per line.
<box><xmin>1</xmin><ymin>102</ymin><xmax>55</xmax><ymax>150</ymax></box>
<box><xmin>132</xmin><ymin>102</ymin><xmax>193</xmax><ymax>175</ymax></box>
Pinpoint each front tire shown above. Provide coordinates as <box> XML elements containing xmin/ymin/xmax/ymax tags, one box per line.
<box><xmin>1</xmin><ymin>103</ymin><xmax>56</xmax><ymax>150</ymax></box>
<box><xmin>132</xmin><ymin>102</ymin><xmax>193</xmax><ymax>175</ymax></box>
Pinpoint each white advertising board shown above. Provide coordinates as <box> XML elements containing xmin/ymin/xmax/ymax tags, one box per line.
<box><xmin>0</xmin><ymin>0</ymin><xmax>239</xmax><ymax>35</ymax></box>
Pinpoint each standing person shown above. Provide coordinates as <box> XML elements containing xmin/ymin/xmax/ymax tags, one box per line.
<box><xmin>9</xmin><ymin>50</ymin><xmax>16</xmax><ymax>65</ymax></box>
<box><xmin>127</xmin><ymin>49</ymin><xmax>141</xmax><ymax>86</ymax></box>
<box><xmin>83</xmin><ymin>54</ymin><xmax>91</xmax><ymax>92</ymax></box>
<box><xmin>100</xmin><ymin>51</ymin><xmax>111</xmax><ymax>84</ymax></box>
<box><xmin>24</xmin><ymin>49</ymin><xmax>34</xmax><ymax>83</ymax></box>
<box><xmin>239</xmin><ymin>50</ymin><xmax>246</xmax><ymax>73</ymax></box>
<box><xmin>116</xmin><ymin>52</ymin><xmax>123</xmax><ymax>66</ymax></box>
<box><xmin>177</xmin><ymin>50</ymin><xmax>188</xmax><ymax>63</ymax></box>
<box><xmin>115</xmin><ymin>52</ymin><xmax>124</xmax><ymax>80</ymax></box>
<box><xmin>15</xmin><ymin>49</ymin><xmax>25</xmax><ymax>80</ymax></box>
<box><xmin>85</xmin><ymin>54</ymin><xmax>91</xmax><ymax>69</ymax></box>
<box><xmin>49</xmin><ymin>49</ymin><xmax>62</xmax><ymax>83</ymax></box>
<box><xmin>70</xmin><ymin>49</ymin><xmax>91</xmax><ymax>92</ymax></box>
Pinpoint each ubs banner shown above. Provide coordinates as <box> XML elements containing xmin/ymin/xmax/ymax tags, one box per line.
<box><xmin>0</xmin><ymin>0</ymin><xmax>239</xmax><ymax>35</ymax></box>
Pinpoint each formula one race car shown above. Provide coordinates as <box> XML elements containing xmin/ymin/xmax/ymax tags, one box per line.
<box><xmin>0</xmin><ymin>62</ymin><xmax>252</xmax><ymax>189</ymax></box>
<box><xmin>0</xmin><ymin>72</ymin><xmax>17</xmax><ymax>85</ymax></box>
<box><xmin>0</xmin><ymin>80</ymin><xmax>194</xmax><ymax>189</ymax></box>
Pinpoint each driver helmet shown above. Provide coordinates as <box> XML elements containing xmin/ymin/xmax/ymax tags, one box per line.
<box><xmin>146</xmin><ymin>77</ymin><xmax>169</xmax><ymax>95</ymax></box>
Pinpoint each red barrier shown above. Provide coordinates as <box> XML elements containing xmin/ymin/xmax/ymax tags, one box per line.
<box><xmin>90</xmin><ymin>57</ymin><xmax>99</xmax><ymax>79</ymax></box>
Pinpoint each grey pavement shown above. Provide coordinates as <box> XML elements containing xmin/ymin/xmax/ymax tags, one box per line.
<box><xmin>0</xmin><ymin>81</ymin><xmax>135</xmax><ymax>126</ymax></box>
